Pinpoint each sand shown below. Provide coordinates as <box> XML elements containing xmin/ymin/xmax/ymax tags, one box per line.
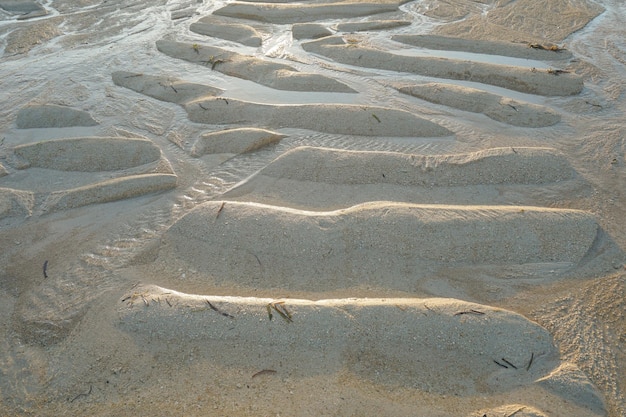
<box><xmin>1</xmin><ymin>0</ymin><xmax>625</xmax><ymax>416</ymax></box>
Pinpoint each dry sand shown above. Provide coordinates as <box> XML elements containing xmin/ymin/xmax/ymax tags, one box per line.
<box><xmin>1</xmin><ymin>0</ymin><xmax>626</xmax><ymax>416</ymax></box>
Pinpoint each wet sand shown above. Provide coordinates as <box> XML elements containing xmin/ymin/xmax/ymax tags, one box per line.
<box><xmin>1</xmin><ymin>0</ymin><xmax>625</xmax><ymax>416</ymax></box>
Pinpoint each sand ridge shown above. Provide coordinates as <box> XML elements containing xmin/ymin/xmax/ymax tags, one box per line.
<box><xmin>0</xmin><ymin>0</ymin><xmax>623</xmax><ymax>415</ymax></box>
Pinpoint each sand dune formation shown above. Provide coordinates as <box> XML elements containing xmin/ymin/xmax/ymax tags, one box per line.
<box><xmin>1</xmin><ymin>0</ymin><xmax>625</xmax><ymax>415</ymax></box>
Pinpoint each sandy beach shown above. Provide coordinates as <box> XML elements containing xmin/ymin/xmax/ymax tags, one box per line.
<box><xmin>0</xmin><ymin>0</ymin><xmax>625</xmax><ymax>415</ymax></box>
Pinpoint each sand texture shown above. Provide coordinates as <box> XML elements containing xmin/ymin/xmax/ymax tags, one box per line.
<box><xmin>1</xmin><ymin>0</ymin><xmax>625</xmax><ymax>416</ymax></box>
<box><xmin>393</xmin><ymin>82</ymin><xmax>562</xmax><ymax>127</ymax></box>
<box><xmin>190</xmin><ymin>16</ymin><xmax>262</xmax><ymax>47</ymax></box>
<box><xmin>302</xmin><ymin>36</ymin><xmax>584</xmax><ymax>96</ymax></box>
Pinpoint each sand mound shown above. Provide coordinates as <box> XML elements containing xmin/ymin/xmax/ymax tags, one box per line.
<box><xmin>394</xmin><ymin>82</ymin><xmax>561</xmax><ymax>127</ymax></box>
<box><xmin>1</xmin><ymin>137</ymin><xmax>176</xmax><ymax>216</ymax></box>
<box><xmin>213</xmin><ymin>1</ymin><xmax>403</xmax><ymax>23</ymax></box>
<box><xmin>392</xmin><ymin>34</ymin><xmax>573</xmax><ymax>61</ymax></box>
<box><xmin>292</xmin><ymin>23</ymin><xmax>333</xmax><ymax>40</ymax></box>
<box><xmin>302</xmin><ymin>36</ymin><xmax>584</xmax><ymax>96</ymax></box>
<box><xmin>185</xmin><ymin>97</ymin><xmax>450</xmax><ymax>136</ymax></box>
<box><xmin>190</xmin><ymin>17</ymin><xmax>262</xmax><ymax>47</ymax></box>
<box><xmin>16</xmin><ymin>104</ymin><xmax>98</xmax><ymax>128</ymax></box>
<box><xmin>112</xmin><ymin>71</ymin><xmax>223</xmax><ymax>104</ymax></box>
<box><xmin>158</xmin><ymin>201</ymin><xmax>597</xmax><ymax>291</ymax></box>
<box><xmin>191</xmin><ymin>128</ymin><xmax>286</xmax><ymax>156</ymax></box>
<box><xmin>12</xmin><ymin>137</ymin><xmax>162</xmax><ymax>172</ymax></box>
<box><xmin>156</xmin><ymin>39</ymin><xmax>355</xmax><ymax>93</ymax></box>
<box><xmin>118</xmin><ymin>285</ymin><xmax>560</xmax><ymax>394</ymax></box>
<box><xmin>336</xmin><ymin>20</ymin><xmax>411</xmax><ymax>32</ymax></box>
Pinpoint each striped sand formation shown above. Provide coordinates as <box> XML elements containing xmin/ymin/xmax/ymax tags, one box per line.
<box><xmin>1</xmin><ymin>137</ymin><xmax>176</xmax><ymax>216</ymax></box>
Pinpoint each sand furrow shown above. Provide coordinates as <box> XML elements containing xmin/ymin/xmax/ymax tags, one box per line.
<box><xmin>117</xmin><ymin>284</ymin><xmax>560</xmax><ymax>395</ymax></box>
<box><xmin>158</xmin><ymin>201</ymin><xmax>597</xmax><ymax>291</ymax></box>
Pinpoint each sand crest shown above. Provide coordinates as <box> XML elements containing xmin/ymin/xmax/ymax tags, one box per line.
<box><xmin>394</xmin><ymin>82</ymin><xmax>561</xmax><ymax>127</ymax></box>
<box><xmin>118</xmin><ymin>285</ymin><xmax>561</xmax><ymax>395</ymax></box>
<box><xmin>213</xmin><ymin>1</ymin><xmax>403</xmax><ymax>23</ymax></box>
<box><xmin>16</xmin><ymin>104</ymin><xmax>98</xmax><ymax>129</ymax></box>
<box><xmin>156</xmin><ymin>39</ymin><xmax>355</xmax><ymax>93</ymax></box>
<box><xmin>158</xmin><ymin>201</ymin><xmax>597</xmax><ymax>291</ymax></box>
<box><xmin>191</xmin><ymin>128</ymin><xmax>286</xmax><ymax>156</ymax></box>
<box><xmin>302</xmin><ymin>36</ymin><xmax>584</xmax><ymax>96</ymax></box>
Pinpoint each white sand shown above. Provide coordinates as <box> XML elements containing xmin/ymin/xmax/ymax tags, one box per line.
<box><xmin>0</xmin><ymin>0</ymin><xmax>624</xmax><ymax>415</ymax></box>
